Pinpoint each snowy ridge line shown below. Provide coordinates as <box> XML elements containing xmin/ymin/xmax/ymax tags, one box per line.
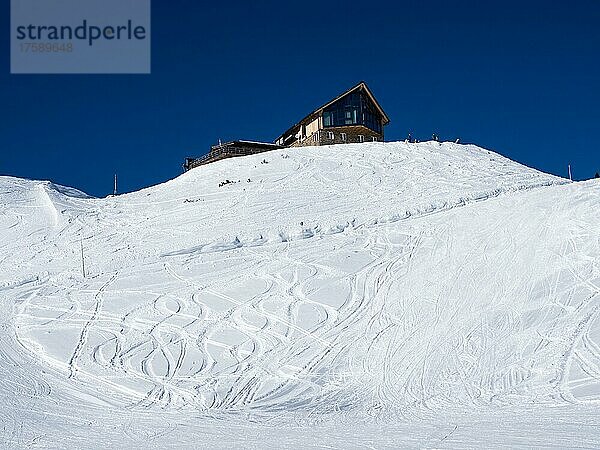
<box><xmin>161</xmin><ymin>178</ymin><xmax>567</xmax><ymax>258</ymax></box>
<box><xmin>42</xmin><ymin>181</ymin><xmax>92</xmax><ymax>200</ymax></box>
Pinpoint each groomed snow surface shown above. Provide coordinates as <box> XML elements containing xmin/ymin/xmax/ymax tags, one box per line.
<box><xmin>1</xmin><ymin>141</ymin><xmax>599</xmax><ymax>448</ymax></box>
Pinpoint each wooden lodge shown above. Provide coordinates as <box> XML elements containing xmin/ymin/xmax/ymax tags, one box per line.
<box><xmin>184</xmin><ymin>81</ymin><xmax>389</xmax><ymax>171</ymax></box>
<box><xmin>274</xmin><ymin>81</ymin><xmax>390</xmax><ymax>147</ymax></box>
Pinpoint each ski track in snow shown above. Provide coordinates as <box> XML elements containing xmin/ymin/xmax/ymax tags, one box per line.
<box><xmin>1</xmin><ymin>141</ymin><xmax>599</xmax><ymax>448</ymax></box>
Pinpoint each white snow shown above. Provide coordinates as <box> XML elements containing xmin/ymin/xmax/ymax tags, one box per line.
<box><xmin>1</xmin><ymin>141</ymin><xmax>599</xmax><ymax>448</ymax></box>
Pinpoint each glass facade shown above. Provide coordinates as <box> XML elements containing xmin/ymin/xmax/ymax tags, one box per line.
<box><xmin>322</xmin><ymin>89</ymin><xmax>383</xmax><ymax>134</ymax></box>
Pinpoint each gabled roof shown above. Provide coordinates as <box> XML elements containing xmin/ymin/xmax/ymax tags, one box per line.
<box><xmin>275</xmin><ymin>81</ymin><xmax>390</xmax><ymax>143</ymax></box>
<box><xmin>318</xmin><ymin>81</ymin><xmax>390</xmax><ymax>125</ymax></box>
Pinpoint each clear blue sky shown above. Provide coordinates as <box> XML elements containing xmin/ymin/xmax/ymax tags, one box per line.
<box><xmin>1</xmin><ymin>0</ymin><xmax>599</xmax><ymax>196</ymax></box>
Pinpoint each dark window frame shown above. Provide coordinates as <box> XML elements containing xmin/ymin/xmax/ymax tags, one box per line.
<box><xmin>322</xmin><ymin>90</ymin><xmax>382</xmax><ymax>134</ymax></box>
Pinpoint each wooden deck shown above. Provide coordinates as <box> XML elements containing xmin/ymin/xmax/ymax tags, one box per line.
<box><xmin>184</xmin><ymin>141</ymin><xmax>283</xmax><ymax>171</ymax></box>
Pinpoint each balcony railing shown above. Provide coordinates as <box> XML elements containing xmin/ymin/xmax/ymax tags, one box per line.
<box><xmin>184</xmin><ymin>143</ymin><xmax>281</xmax><ymax>171</ymax></box>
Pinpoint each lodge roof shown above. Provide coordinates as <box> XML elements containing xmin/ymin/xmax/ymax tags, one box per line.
<box><xmin>275</xmin><ymin>81</ymin><xmax>390</xmax><ymax>143</ymax></box>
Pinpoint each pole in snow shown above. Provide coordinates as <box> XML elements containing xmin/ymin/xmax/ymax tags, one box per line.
<box><xmin>80</xmin><ymin>235</ymin><xmax>86</xmax><ymax>279</ymax></box>
<box><xmin>114</xmin><ymin>174</ymin><xmax>118</xmax><ymax>196</ymax></box>
<box><xmin>568</xmin><ymin>164</ymin><xmax>572</xmax><ymax>181</ymax></box>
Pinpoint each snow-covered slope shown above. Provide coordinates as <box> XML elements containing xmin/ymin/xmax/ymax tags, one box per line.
<box><xmin>1</xmin><ymin>141</ymin><xmax>599</xmax><ymax>448</ymax></box>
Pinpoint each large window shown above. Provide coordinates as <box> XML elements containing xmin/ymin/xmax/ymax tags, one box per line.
<box><xmin>322</xmin><ymin>89</ymin><xmax>382</xmax><ymax>134</ymax></box>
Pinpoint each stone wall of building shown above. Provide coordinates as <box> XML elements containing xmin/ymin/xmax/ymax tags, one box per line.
<box><xmin>290</xmin><ymin>125</ymin><xmax>383</xmax><ymax>147</ymax></box>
